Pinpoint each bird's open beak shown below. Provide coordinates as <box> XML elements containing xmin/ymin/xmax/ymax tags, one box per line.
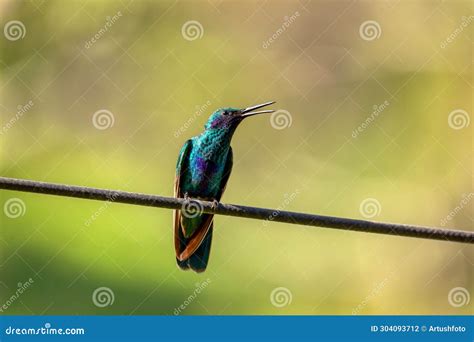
<box><xmin>240</xmin><ymin>101</ymin><xmax>275</xmax><ymax>118</ymax></box>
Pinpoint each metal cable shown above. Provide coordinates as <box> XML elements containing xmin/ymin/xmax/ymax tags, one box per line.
<box><xmin>0</xmin><ymin>176</ymin><xmax>472</xmax><ymax>244</ymax></box>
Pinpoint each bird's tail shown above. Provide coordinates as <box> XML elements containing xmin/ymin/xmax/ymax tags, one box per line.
<box><xmin>176</xmin><ymin>223</ymin><xmax>213</xmax><ymax>273</ymax></box>
<box><xmin>174</xmin><ymin>202</ymin><xmax>214</xmax><ymax>272</ymax></box>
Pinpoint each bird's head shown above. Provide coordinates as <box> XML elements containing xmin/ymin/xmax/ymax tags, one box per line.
<box><xmin>204</xmin><ymin>101</ymin><xmax>275</xmax><ymax>130</ymax></box>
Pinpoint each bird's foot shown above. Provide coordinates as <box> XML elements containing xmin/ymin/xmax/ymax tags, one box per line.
<box><xmin>182</xmin><ymin>192</ymin><xmax>191</xmax><ymax>208</ymax></box>
<box><xmin>211</xmin><ymin>199</ymin><xmax>219</xmax><ymax>210</ymax></box>
<box><xmin>183</xmin><ymin>192</ymin><xmax>190</xmax><ymax>202</ymax></box>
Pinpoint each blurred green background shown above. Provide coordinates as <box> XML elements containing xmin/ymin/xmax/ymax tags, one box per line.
<box><xmin>0</xmin><ymin>0</ymin><xmax>472</xmax><ymax>315</ymax></box>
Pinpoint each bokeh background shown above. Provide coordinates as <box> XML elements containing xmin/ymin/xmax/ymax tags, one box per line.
<box><xmin>0</xmin><ymin>0</ymin><xmax>472</xmax><ymax>315</ymax></box>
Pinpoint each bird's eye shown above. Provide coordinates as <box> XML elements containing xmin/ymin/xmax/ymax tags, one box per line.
<box><xmin>222</xmin><ymin>111</ymin><xmax>229</xmax><ymax>116</ymax></box>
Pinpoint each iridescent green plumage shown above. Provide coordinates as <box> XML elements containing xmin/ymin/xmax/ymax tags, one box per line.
<box><xmin>173</xmin><ymin>101</ymin><xmax>275</xmax><ymax>272</ymax></box>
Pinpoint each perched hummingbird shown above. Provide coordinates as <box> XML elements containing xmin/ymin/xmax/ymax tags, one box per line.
<box><xmin>174</xmin><ymin>101</ymin><xmax>276</xmax><ymax>272</ymax></box>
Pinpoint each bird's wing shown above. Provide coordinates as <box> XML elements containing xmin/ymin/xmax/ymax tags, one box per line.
<box><xmin>173</xmin><ymin>139</ymin><xmax>192</xmax><ymax>198</ymax></box>
<box><xmin>176</xmin><ymin>147</ymin><xmax>233</xmax><ymax>264</ymax></box>
<box><xmin>185</xmin><ymin>222</ymin><xmax>213</xmax><ymax>272</ymax></box>
<box><xmin>177</xmin><ymin>214</ymin><xmax>213</xmax><ymax>261</ymax></box>
<box><xmin>216</xmin><ymin>147</ymin><xmax>233</xmax><ymax>201</ymax></box>
<box><xmin>173</xmin><ymin>139</ymin><xmax>193</xmax><ymax>257</ymax></box>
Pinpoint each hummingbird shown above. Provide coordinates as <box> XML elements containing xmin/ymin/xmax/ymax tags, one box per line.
<box><xmin>174</xmin><ymin>101</ymin><xmax>276</xmax><ymax>272</ymax></box>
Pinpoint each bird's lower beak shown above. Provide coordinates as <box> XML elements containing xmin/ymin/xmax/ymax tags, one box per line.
<box><xmin>240</xmin><ymin>101</ymin><xmax>276</xmax><ymax>118</ymax></box>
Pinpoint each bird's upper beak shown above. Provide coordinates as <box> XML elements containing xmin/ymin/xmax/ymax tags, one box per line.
<box><xmin>239</xmin><ymin>101</ymin><xmax>275</xmax><ymax>118</ymax></box>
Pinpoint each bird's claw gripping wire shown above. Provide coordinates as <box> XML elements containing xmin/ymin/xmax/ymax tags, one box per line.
<box><xmin>183</xmin><ymin>192</ymin><xmax>190</xmax><ymax>203</ymax></box>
